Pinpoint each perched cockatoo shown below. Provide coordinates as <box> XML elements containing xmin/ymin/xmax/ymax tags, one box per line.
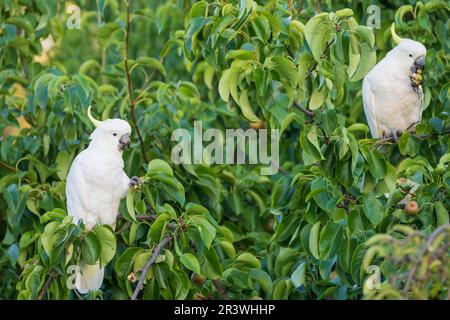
<box><xmin>66</xmin><ymin>106</ymin><xmax>140</xmax><ymax>293</ymax></box>
<box><xmin>362</xmin><ymin>24</ymin><xmax>426</xmax><ymax>141</ymax></box>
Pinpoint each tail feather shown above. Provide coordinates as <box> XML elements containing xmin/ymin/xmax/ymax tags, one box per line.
<box><xmin>75</xmin><ymin>261</ymin><xmax>104</xmax><ymax>294</ymax></box>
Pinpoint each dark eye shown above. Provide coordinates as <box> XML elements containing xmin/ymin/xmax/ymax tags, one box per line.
<box><xmin>409</xmin><ymin>54</ymin><xmax>413</xmax><ymax>57</ymax></box>
<box><xmin>113</xmin><ymin>133</ymin><xmax>117</xmax><ymax>136</ymax></box>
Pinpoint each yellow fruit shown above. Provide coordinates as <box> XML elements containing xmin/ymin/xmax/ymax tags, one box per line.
<box><xmin>405</xmin><ymin>201</ymin><xmax>419</xmax><ymax>216</ymax></box>
<box><xmin>249</xmin><ymin>119</ymin><xmax>265</xmax><ymax>129</ymax></box>
<box><xmin>263</xmin><ymin>218</ymin><xmax>274</xmax><ymax>233</ymax></box>
<box><xmin>191</xmin><ymin>273</ymin><xmax>206</xmax><ymax>286</ymax></box>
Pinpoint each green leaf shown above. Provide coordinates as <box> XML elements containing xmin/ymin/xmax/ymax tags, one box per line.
<box><xmin>97</xmin><ymin>22</ymin><xmax>121</xmax><ymax>47</ymax></box>
<box><xmin>363</xmin><ymin>196</ymin><xmax>384</xmax><ymax>226</ymax></box>
<box><xmin>136</xmin><ymin>57</ymin><xmax>166</xmax><ymax>77</ymax></box>
<box><xmin>290</xmin><ymin>262</ymin><xmax>306</xmax><ymax>288</ymax></box>
<box><xmin>350</xmin><ymin>43</ymin><xmax>376</xmax><ymax>81</ymax></box>
<box><xmin>304</xmin><ymin>13</ymin><xmax>335</xmax><ymax>62</ymax></box>
<box><xmin>309</xmin><ymin>222</ymin><xmax>320</xmax><ymax>259</ymax></box>
<box><xmin>41</xmin><ymin>221</ymin><xmax>60</xmax><ymax>257</ymax></box>
<box><xmin>271</xmin><ymin>56</ymin><xmax>298</xmax><ymax>87</ymax></box>
<box><xmin>203</xmin><ymin>247</ymin><xmax>223</xmax><ymax>279</ymax></box>
<box><xmin>82</xmin><ymin>232</ymin><xmax>101</xmax><ymax>265</ymax></box>
<box><xmin>218</xmin><ymin>239</ymin><xmax>236</xmax><ymax>258</ymax></box>
<box><xmin>93</xmin><ymin>225</ymin><xmax>117</xmax><ymax>266</ymax></box>
<box><xmin>309</xmin><ymin>84</ymin><xmax>328</xmax><ymax>110</ymax></box>
<box><xmin>434</xmin><ymin>201</ymin><xmax>449</xmax><ymax>226</ymax></box>
<box><xmin>147</xmin><ymin>159</ymin><xmax>173</xmax><ymax>176</ymax></box>
<box><xmin>236</xmin><ymin>252</ymin><xmax>261</xmax><ymax>269</ymax></box>
<box><xmin>249</xmin><ymin>269</ymin><xmax>273</xmax><ymax>297</ymax></box>
<box><xmin>125</xmin><ymin>191</ymin><xmax>137</xmax><ymax>222</ymax></box>
<box><xmin>238</xmin><ymin>90</ymin><xmax>259</xmax><ymax>122</ymax></box>
<box><xmin>180</xmin><ymin>253</ymin><xmax>201</xmax><ymax>274</ymax></box>
<box><xmin>189</xmin><ymin>215</ymin><xmax>216</xmax><ymax>249</ymax></box>
<box><xmin>399</xmin><ymin>132</ymin><xmax>419</xmax><ymax>157</ymax></box>
<box><xmin>190</xmin><ymin>0</ymin><xmax>208</xmax><ymax>19</ymax></box>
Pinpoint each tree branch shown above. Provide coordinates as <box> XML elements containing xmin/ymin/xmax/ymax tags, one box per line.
<box><xmin>374</xmin><ymin>128</ymin><xmax>450</xmax><ymax>146</ymax></box>
<box><xmin>402</xmin><ymin>224</ymin><xmax>450</xmax><ymax>296</ymax></box>
<box><xmin>306</xmin><ymin>40</ymin><xmax>335</xmax><ymax>77</ymax></box>
<box><xmin>291</xmin><ymin>40</ymin><xmax>335</xmax><ymax>119</ymax></box>
<box><xmin>0</xmin><ymin>160</ymin><xmax>16</xmax><ymax>172</ymax></box>
<box><xmin>131</xmin><ymin>235</ymin><xmax>172</xmax><ymax>300</ymax></box>
<box><xmin>212</xmin><ymin>279</ymin><xmax>228</xmax><ymax>300</ymax></box>
<box><xmin>124</xmin><ymin>0</ymin><xmax>149</xmax><ymax>163</ymax></box>
<box><xmin>293</xmin><ymin>101</ymin><xmax>315</xmax><ymax>117</ymax></box>
<box><xmin>38</xmin><ymin>271</ymin><xmax>56</xmax><ymax>300</ymax></box>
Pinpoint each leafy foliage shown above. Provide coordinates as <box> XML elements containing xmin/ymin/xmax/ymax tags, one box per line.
<box><xmin>0</xmin><ymin>0</ymin><xmax>449</xmax><ymax>300</ymax></box>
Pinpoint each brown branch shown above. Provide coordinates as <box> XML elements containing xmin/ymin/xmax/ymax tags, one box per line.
<box><xmin>293</xmin><ymin>101</ymin><xmax>315</xmax><ymax>117</ymax></box>
<box><xmin>306</xmin><ymin>40</ymin><xmax>335</xmax><ymax>77</ymax></box>
<box><xmin>0</xmin><ymin>160</ymin><xmax>16</xmax><ymax>172</ymax></box>
<box><xmin>291</xmin><ymin>40</ymin><xmax>335</xmax><ymax>119</ymax></box>
<box><xmin>38</xmin><ymin>271</ymin><xmax>56</xmax><ymax>300</ymax></box>
<box><xmin>212</xmin><ymin>279</ymin><xmax>228</xmax><ymax>300</ymax></box>
<box><xmin>116</xmin><ymin>221</ymin><xmax>131</xmax><ymax>235</ymax></box>
<box><xmin>124</xmin><ymin>0</ymin><xmax>149</xmax><ymax>163</ymax></box>
<box><xmin>19</xmin><ymin>53</ymin><xmax>30</xmax><ymax>82</ymax></box>
<box><xmin>131</xmin><ymin>235</ymin><xmax>172</xmax><ymax>300</ymax></box>
<box><xmin>375</xmin><ymin>128</ymin><xmax>450</xmax><ymax>145</ymax></box>
<box><xmin>402</xmin><ymin>224</ymin><xmax>450</xmax><ymax>297</ymax></box>
<box><xmin>0</xmin><ymin>161</ymin><xmax>31</xmax><ymax>183</ymax></box>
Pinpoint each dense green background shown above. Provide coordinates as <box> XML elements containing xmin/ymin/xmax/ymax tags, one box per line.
<box><xmin>0</xmin><ymin>0</ymin><xmax>449</xmax><ymax>300</ymax></box>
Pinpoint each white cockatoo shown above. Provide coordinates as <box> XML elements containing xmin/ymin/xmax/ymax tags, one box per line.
<box><xmin>66</xmin><ymin>106</ymin><xmax>140</xmax><ymax>294</ymax></box>
<box><xmin>362</xmin><ymin>24</ymin><xmax>426</xmax><ymax>141</ymax></box>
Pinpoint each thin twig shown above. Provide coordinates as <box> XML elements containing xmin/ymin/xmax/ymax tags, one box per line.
<box><xmin>402</xmin><ymin>224</ymin><xmax>450</xmax><ymax>297</ymax></box>
<box><xmin>124</xmin><ymin>0</ymin><xmax>149</xmax><ymax>163</ymax></box>
<box><xmin>306</xmin><ymin>40</ymin><xmax>335</xmax><ymax>77</ymax></box>
<box><xmin>38</xmin><ymin>271</ymin><xmax>56</xmax><ymax>300</ymax></box>
<box><xmin>293</xmin><ymin>101</ymin><xmax>315</xmax><ymax>117</ymax></box>
<box><xmin>131</xmin><ymin>235</ymin><xmax>172</xmax><ymax>300</ymax></box>
<box><xmin>374</xmin><ymin>128</ymin><xmax>450</xmax><ymax>146</ymax></box>
<box><xmin>212</xmin><ymin>279</ymin><xmax>228</xmax><ymax>300</ymax></box>
<box><xmin>291</xmin><ymin>40</ymin><xmax>335</xmax><ymax>119</ymax></box>
<box><xmin>0</xmin><ymin>160</ymin><xmax>16</xmax><ymax>172</ymax></box>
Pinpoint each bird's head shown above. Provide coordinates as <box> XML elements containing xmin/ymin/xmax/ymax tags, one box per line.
<box><xmin>87</xmin><ymin>106</ymin><xmax>132</xmax><ymax>153</ymax></box>
<box><xmin>389</xmin><ymin>23</ymin><xmax>426</xmax><ymax>76</ymax></box>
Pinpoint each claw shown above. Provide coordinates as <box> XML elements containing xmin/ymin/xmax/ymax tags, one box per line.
<box><xmin>129</xmin><ymin>176</ymin><xmax>142</xmax><ymax>188</ymax></box>
<box><xmin>391</xmin><ymin>130</ymin><xmax>399</xmax><ymax>143</ymax></box>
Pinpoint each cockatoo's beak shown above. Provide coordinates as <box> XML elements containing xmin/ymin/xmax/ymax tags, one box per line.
<box><xmin>414</xmin><ymin>56</ymin><xmax>425</xmax><ymax>71</ymax></box>
<box><xmin>119</xmin><ymin>133</ymin><xmax>131</xmax><ymax>151</ymax></box>
<box><xmin>410</xmin><ymin>56</ymin><xmax>425</xmax><ymax>87</ymax></box>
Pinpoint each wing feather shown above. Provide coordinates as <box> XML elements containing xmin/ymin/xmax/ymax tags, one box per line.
<box><xmin>66</xmin><ymin>152</ymin><xmax>90</xmax><ymax>224</ymax></box>
<box><xmin>362</xmin><ymin>78</ymin><xmax>380</xmax><ymax>138</ymax></box>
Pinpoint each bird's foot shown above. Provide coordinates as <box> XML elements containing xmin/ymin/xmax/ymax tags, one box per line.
<box><xmin>406</xmin><ymin>121</ymin><xmax>419</xmax><ymax>134</ymax></box>
<box><xmin>129</xmin><ymin>176</ymin><xmax>144</xmax><ymax>190</ymax></box>
<box><xmin>381</xmin><ymin>130</ymin><xmax>400</xmax><ymax>143</ymax></box>
<box><xmin>391</xmin><ymin>130</ymin><xmax>401</xmax><ymax>143</ymax></box>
